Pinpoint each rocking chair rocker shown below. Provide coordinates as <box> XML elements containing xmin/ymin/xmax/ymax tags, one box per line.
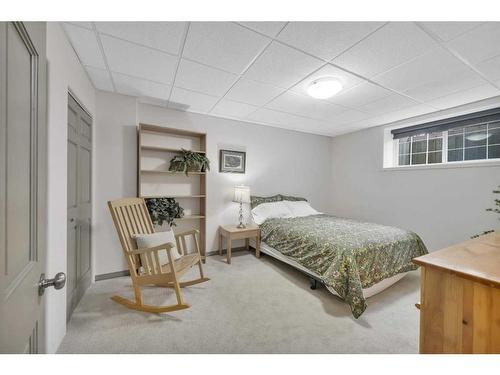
<box><xmin>108</xmin><ymin>197</ymin><xmax>209</xmax><ymax>313</ymax></box>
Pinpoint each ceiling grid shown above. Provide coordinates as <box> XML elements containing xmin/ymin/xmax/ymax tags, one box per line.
<box><xmin>62</xmin><ymin>21</ymin><xmax>500</xmax><ymax>136</ymax></box>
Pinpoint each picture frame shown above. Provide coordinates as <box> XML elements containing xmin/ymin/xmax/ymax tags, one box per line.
<box><xmin>219</xmin><ymin>149</ymin><xmax>246</xmax><ymax>173</ymax></box>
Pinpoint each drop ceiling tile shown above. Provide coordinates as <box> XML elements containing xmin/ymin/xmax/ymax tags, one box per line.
<box><xmin>329</xmin><ymin>81</ymin><xmax>392</xmax><ymax>109</ymax></box>
<box><xmin>373</xmin><ymin>49</ymin><xmax>460</xmax><ymax>91</ymax></box>
<box><xmin>419</xmin><ymin>22</ymin><xmax>484</xmax><ymax>42</ymax></box>
<box><xmin>333</xmin><ymin>22</ymin><xmax>438</xmax><ymax>78</ymax></box>
<box><xmin>211</xmin><ymin>99</ymin><xmax>258</xmax><ymax>118</ymax></box>
<box><xmin>373</xmin><ymin>48</ymin><xmax>487</xmax><ymax>102</ymax></box>
<box><xmin>290</xmin><ymin>63</ymin><xmax>365</xmax><ymax>97</ymax></box>
<box><xmin>175</xmin><ymin>59</ymin><xmax>238</xmax><ymax>96</ymax></box>
<box><xmin>278</xmin><ymin>22</ymin><xmax>384</xmax><ymax>61</ymax></box>
<box><xmin>169</xmin><ymin>87</ymin><xmax>219</xmax><ymax>113</ymax></box>
<box><xmin>113</xmin><ymin>72</ymin><xmax>171</xmax><ymax>100</ymax></box>
<box><xmin>405</xmin><ymin>69</ymin><xmax>487</xmax><ymax>102</ymax></box>
<box><xmin>358</xmin><ymin>92</ymin><xmax>421</xmax><ymax>115</ymax></box>
<box><xmin>425</xmin><ymin>84</ymin><xmax>500</xmax><ymax>110</ymax></box>
<box><xmin>349</xmin><ymin>104</ymin><xmax>436</xmax><ymax>131</ymax></box>
<box><xmin>101</xmin><ymin>35</ymin><xmax>177</xmax><ymax>84</ymax></box>
<box><xmin>247</xmin><ymin>108</ymin><xmax>323</xmax><ymax>131</ymax></box>
<box><xmin>476</xmin><ymin>54</ymin><xmax>500</xmax><ymax>81</ymax></box>
<box><xmin>95</xmin><ymin>22</ymin><xmax>185</xmax><ymax>55</ymax></box>
<box><xmin>62</xmin><ymin>23</ymin><xmax>106</xmax><ymax>69</ymax></box>
<box><xmin>447</xmin><ymin>22</ymin><xmax>500</xmax><ymax>64</ymax></box>
<box><xmin>266</xmin><ymin>90</ymin><xmax>346</xmax><ymax>121</ymax></box>
<box><xmin>243</xmin><ymin>41</ymin><xmax>324</xmax><ymax>88</ymax></box>
<box><xmin>329</xmin><ymin>123</ymin><xmax>368</xmax><ymax>137</ymax></box>
<box><xmin>183</xmin><ymin>22</ymin><xmax>270</xmax><ymax>74</ymax></box>
<box><xmin>239</xmin><ymin>22</ymin><xmax>287</xmax><ymax>37</ymax></box>
<box><xmin>341</xmin><ymin>116</ymin><xmax>381</xmax><ymax>131</ymax></box>
<box><xmin>66</xmin><ymin>22</ymin><xmax>93</xmax><ymax>30</ymax></box>
<box><xmin>372</xmin><ymin>104</ymin><xmax>438</xmax><ymax>125</ymax></box>
<box><xmin>85</xmin><ymin>66</ymin><xmax>114</xmax><ymax>91</ymax></box>
<box><xmin>138</xmin><ymin>96</ymin><xmax>169</xmax><ymax>107</ymax></box>
<box><xmin>329</xmin><ymin>108</ymin><xmax>372</xmax><ymax>125</ymax></box>
<box><xmin>225</xmin><ymin>78</ymin><xmax>284</xmax><ymax>106</ymax></box>
<box><xmin>246</xmin><ymin>108</ymin><xmax>286</xmax><ymax>125</ymax></box>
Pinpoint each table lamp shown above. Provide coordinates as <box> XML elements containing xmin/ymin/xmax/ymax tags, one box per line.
<box><xmin>233</xmin><ymin>185</ymin><xmax>250</xmax><ymax>228</ymax></box>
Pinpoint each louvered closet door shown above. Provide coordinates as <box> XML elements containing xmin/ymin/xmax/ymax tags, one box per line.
<box><xmin>67</xmin><ymin>94</ymin><xmax>92</xmax><ymax>321</ymax></box>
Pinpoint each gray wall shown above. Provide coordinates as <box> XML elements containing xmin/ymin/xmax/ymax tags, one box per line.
<box><xmin>330</xmin><ymin>124</ymin><xmax>500</xmax><ymax>252</ymax></box>
<box><xmin>94</xmin><ymin>91</ymin><xmax>333</xmax><ymax>275</ymax></box>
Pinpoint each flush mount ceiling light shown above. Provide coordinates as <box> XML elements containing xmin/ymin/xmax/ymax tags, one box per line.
<box><xmin>307</xmin><ymin>77</ymin><xmax>343</xmax><ymax>99</ymax></box>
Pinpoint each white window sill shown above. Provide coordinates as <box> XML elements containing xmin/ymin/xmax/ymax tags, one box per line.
<box><xmin>382</xmin><ymin>159</ymin><xmax>500</xmax><ymax>171</ymax></box>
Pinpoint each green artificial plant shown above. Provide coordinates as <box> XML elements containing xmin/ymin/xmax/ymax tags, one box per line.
<box><xmin>145</xmin><ymin>198</ymin><xmax>184</xmax><ymax>227</ymax></box>
<box><xmin>472</xmin><ymin>185</ymin><xmax>500</xmax><ymax>238</ymax></box>
<box><xmin>168</xmin><ymin>149</ymin><xmax>210</xmax><ymax>176</ymax></box>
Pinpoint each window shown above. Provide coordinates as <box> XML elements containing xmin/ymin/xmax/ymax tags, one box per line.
<box><xmin>392</xmin><ymin>108</ymin><xmax>500</xmax><ymax>167</ymax></box>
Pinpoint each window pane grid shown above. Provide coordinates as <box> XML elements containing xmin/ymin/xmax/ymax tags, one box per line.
<box><xmin>396</xmin><ymin>120</ymin><xmax>500</xmax><ymax>166</ymax></box>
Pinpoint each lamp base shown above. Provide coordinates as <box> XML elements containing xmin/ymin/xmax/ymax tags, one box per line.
<box><xmin>236</xmin><ymin>201</ymin><xmax>246</xmax><ymax>229</ymax></box>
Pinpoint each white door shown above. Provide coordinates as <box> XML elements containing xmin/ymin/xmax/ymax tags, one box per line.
<box><xmin>67</xmin><ymin>94</ymin><xmax>92</xmax><ymax>320</ymax></box>
<box><xmin>0</xmin><ymin>22</ymin><xmax>63</xmax><ymax>353</ymax></box>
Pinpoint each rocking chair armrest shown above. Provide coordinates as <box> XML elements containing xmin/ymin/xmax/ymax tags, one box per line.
<box><xmin>174</xmin><ymin>229</ymin><xmax>199</xmax><ymax>238</ymax></box>
<box><xmin>131</xmin><ymin>242</ymin><xmax>176</xmax><ymax>255</ymax></box>
<box><xmin>174</xmin><ymin>229</ymin><xmax>201</xmax><ymax>256</ymax></box>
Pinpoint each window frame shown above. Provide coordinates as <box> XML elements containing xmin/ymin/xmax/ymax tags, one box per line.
<box><xmin>392</xmin><ymin>121</ymin><xmax>500</xmax><ymax>168</ymax></box>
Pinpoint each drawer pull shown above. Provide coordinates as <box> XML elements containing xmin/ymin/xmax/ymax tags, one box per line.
<box><xmin>415</xmin><ymin>303</ymin><xmax>421</xmax><ymax>310</ymax></box>
<box><xmin>462</xmin><ymin>319</ymin><xmax>468</xmax><ymax>325</ymax></box>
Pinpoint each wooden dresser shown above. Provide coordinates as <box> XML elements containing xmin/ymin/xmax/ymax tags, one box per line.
<box><xmin>414</xmin><ymin>231</ymin><xmax>500</xmax><ymax>354</ymax></box>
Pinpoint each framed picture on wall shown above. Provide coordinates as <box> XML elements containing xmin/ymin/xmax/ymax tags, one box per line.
<box><xmin>219</xmin><ymin>149</ymin><xmax>246</xmax><ymax>173</ymax></box>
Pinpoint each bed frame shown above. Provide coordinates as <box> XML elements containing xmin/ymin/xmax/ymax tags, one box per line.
<box><xmin>250</xmin><ymin>239</ymin><xmax>324</xmax><ymax>290</ymax></box>
<box><xmin>250</xmin><ymin>239</ymin><xmax>408</xmax><ymax>298</ymax></box>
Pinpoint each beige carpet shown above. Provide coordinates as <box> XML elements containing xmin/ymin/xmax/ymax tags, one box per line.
<box><xmin>58</xmin><ymin>251</ymin><xmax>421</xmax><ymax>353</ymax></box>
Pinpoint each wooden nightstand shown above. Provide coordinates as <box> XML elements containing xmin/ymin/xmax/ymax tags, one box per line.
<box><xmin>218</xmin><ymin>224</ymin><xmax>261</xmax><ymax>264</ymax></box>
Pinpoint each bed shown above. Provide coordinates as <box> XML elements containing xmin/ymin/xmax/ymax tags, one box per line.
<box><xmin>250</xmin><ymin>195</ymin><xmax>428</xmax><ymax>318</ymax></box>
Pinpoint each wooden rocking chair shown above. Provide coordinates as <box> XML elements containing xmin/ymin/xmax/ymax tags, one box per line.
<box><xmin>108</xmin><ymin>197</ymin><xmax>209</xmax><ymax>313</ymax></box>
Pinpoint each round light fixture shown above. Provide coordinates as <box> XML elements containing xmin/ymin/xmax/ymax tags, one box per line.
<box><xmin>307</xmin><ymin>77</ymin><xmax>343</xmax><ymax>99</ymax></box>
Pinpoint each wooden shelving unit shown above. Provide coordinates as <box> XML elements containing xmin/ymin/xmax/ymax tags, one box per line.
<box><xmin>174</xmin><ymin>215</ymin><xmax>206</xmax><ymax>221</ymax></box>
<box><xmin>141</xmin><ymin>145</ymin><xmax>206</xmax><ymax>154</ymax></box>
<box><xmin>142</xmin><ymin>194</ymin><xmax>206</xmax><ymax>199</ymax></box>
<box><xmin>138</xmin><ymin>123</ymin><xmax>207</xmax><ymax>259</ymax></box>
<box><xmin>140</xmin><ymin>170</ymin><xmax>206</xmax><ymax>175</ymax></box>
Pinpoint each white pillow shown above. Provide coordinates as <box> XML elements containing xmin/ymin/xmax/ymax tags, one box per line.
<box><xmin>284</xmin><ymin>200</ymin><xmax>320</xmax><ymax>218</ymax></box>
<box><xmin>251</xmin><ymin>201</ymin><xmax>293</xmax><ymax>225</ymax></box>
<box><xmin>132</xmin><ymin>230</ymin><xmax>181</xmax><ymax>267</ymax></box>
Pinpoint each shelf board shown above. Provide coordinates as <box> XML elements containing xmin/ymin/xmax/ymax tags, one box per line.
<box><xmin>141</xmin><ymin>145</ymin><xmax>206</xmax><ymax>154</ymax></box>
<box><xmin>174</xmin><ymin>215</ymin><xmax>205</xmax><ymax>221</ymax></box>
<box><xmin>141</xmin><ymin>170</ymin><xmax>206</xmax><ymax>175</ymax></box>
<box><xmin>141</xmin><ymin>195</ymin><xmax>206</xmax><ymax>199</ymax></box>
<box><xmin>139</xmin><ymin>123</ymin><xmax>206</xmax><ymax>137</ymax></box>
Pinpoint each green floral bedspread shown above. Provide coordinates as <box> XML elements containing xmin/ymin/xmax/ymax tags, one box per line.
<box><xmin>260</xmin><ymin>214</ymin><xmax>428</xmax><ymax>318</ymax></box>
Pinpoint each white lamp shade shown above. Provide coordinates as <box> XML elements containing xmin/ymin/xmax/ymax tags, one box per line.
<box><xmin>233</xmin><ymin>185</ymin><xmax>250</xmax><ymax>203</ymax></box>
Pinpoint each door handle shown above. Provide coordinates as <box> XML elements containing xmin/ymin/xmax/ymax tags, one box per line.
<box><xmin>38</xmin><ymin>272</ymin><xmax>66</xmax><ymax>296</ymax></box>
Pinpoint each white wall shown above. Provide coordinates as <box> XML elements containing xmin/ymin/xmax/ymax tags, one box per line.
<box><xmin>45</xmin><ymin>22</ymin><xmax>96</xmax><ymax>353</ymax></box>
<box><xmin>93</xmin><ymin>93</ymin><xmax>138</xmax><ymax>275</ymax></box>
<box><xmin>330</xmin><ymin>112</ymin><xmax>500</xmax><ymax>252</ymax></box>
<box><xmin>93</xmin><ymin>91</ymin><xmax>332</xmax><ymax>275</ymax></box>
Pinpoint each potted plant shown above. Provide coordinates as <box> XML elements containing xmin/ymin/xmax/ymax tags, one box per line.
<box><xmin>169</xmin><ymin>149</ymin><xmax>210</xmax><ymax>175</ymax></box>
<box><xmin>145</xmin><ymin>198</ymin><xmax>184</xmax><ymax>227</ymax></box>
<box><xmin>472</xmin><ymin>185</ymin><xmax>500</xmax><ymax>238</ymax></box>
